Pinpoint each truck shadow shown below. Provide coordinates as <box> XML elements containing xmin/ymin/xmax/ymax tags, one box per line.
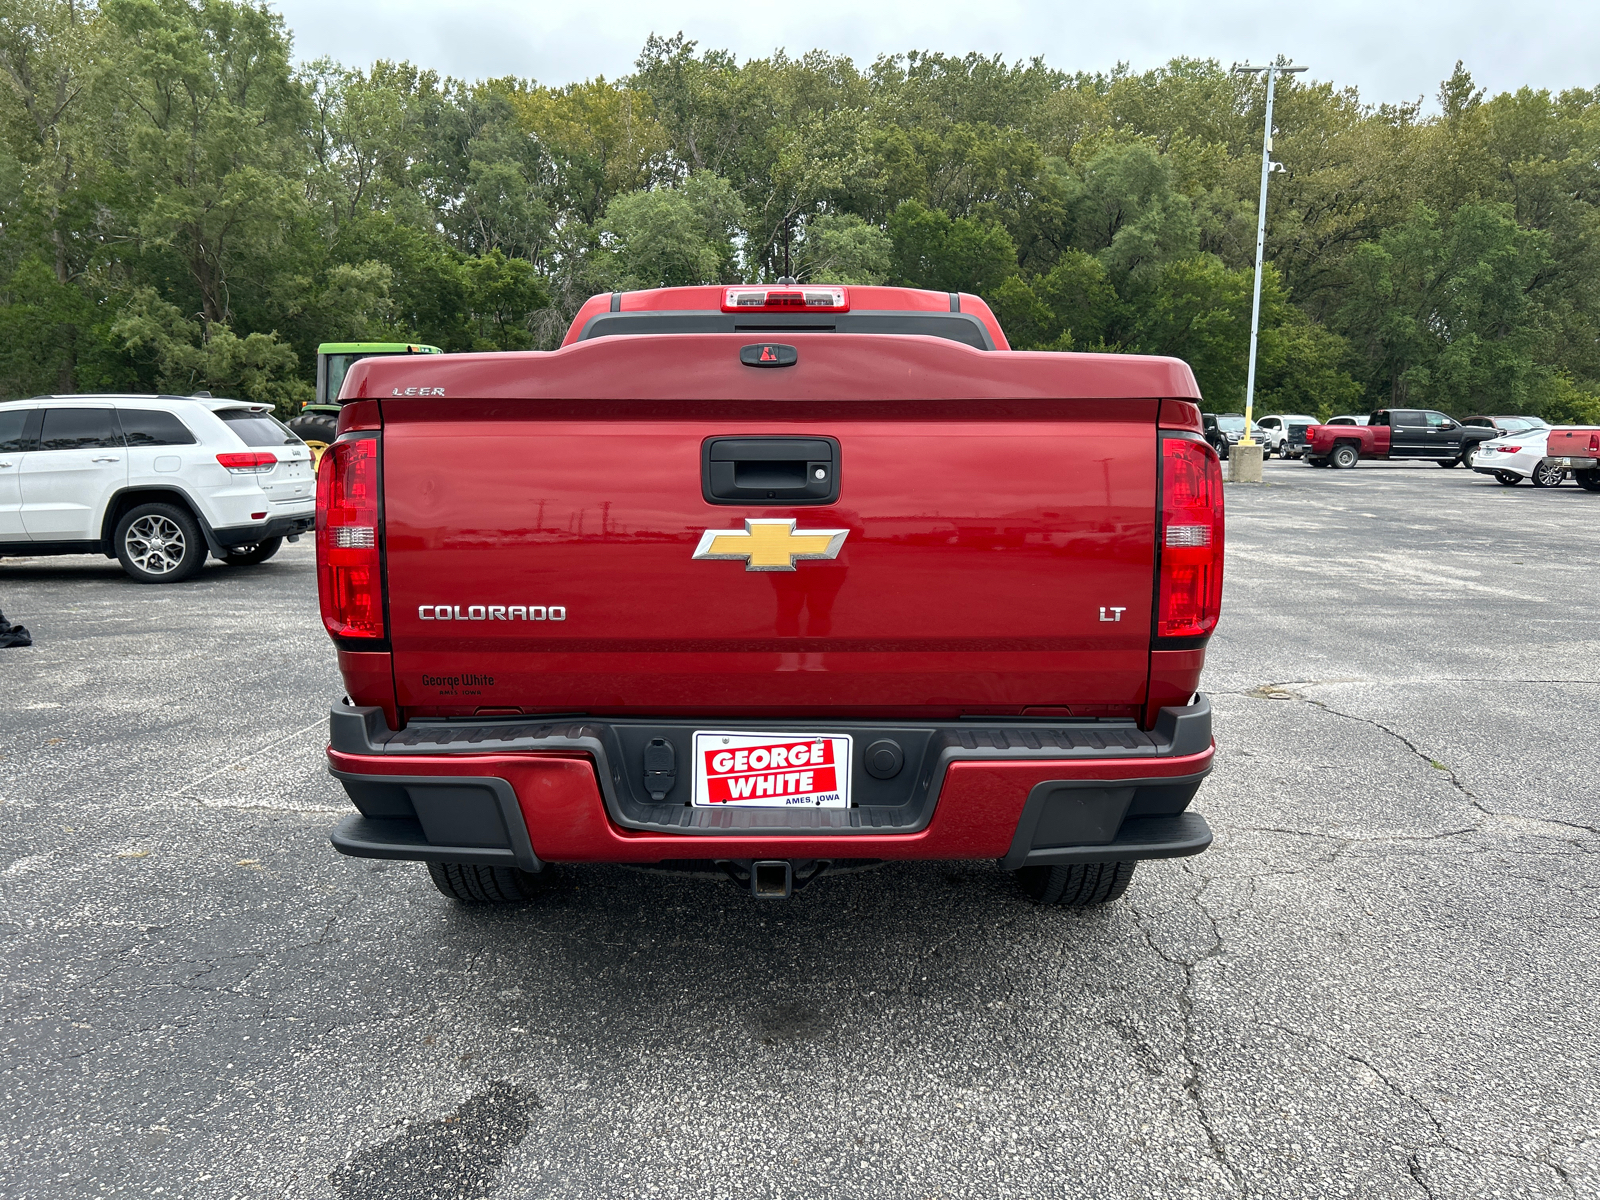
<box><xmin>425</xmin><ymin>859</ymin><xmax>1139</xmax><ymax>1053</ymax></box>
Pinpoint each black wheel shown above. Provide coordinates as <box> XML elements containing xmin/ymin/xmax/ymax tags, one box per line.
<box><xmin>287</xmin><ymin>412</ymin><xmax>339</xmax><ymax>467</ymax></box>
<box><xmin>114</xmin><ymin>502</ymin><xmax>206</xmax><ymax>583</ymax></box>
<box><xmin>1436</xmin><ymin>457</ymin><xmax>1459</xmax><ymax>468</ymax></box>
<box><xmin>1015</xmin><ymin>861</ymin><xmax>1137</xmax><ymax>907</ymax></box>
<box><xmin>426</xmin><ymin>861</ymin><xmax>552</xmax><ymax>904</ymax></box>
<box><xmin>1308</xmin><ymin>457</ymin><xmax>1329</xmax><ymax>468</ymax></box>
<box><xmin>1530</xmin><ymin>459</ymin><xmax>1564</xmax><ymax>488</ymax></box>
<box><xmin>221</xmin><ymin>536</ymin><xmax>283</xmax><ymax>566</ymax></box>
<box><xmin>1460</xmin><ymin>443</ymin><xmax>1479</xmax><ymax>467</ymax></box>
<box><xmin>1330</xmin><ymin>444</ymin><xmax>1360</xmax><ymax>469</ymax></box>
<box><xmin>1495</xmin><ymin>471</ymin><xmax>1522</xmax><ymax>486</ymax></box>
<box><xmin>1575</xmin><ymin>470</ymin><xmax>1600</xmax><ymax>492</ymax></box>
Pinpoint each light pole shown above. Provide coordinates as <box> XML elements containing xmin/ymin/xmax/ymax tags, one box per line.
<box><xmin>1231</xmin><ymin>56</ymin><xmax>1306</xmax><ymax>446</ymax></box>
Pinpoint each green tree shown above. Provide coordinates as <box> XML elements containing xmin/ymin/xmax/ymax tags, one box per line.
<box><xmin>887</xmin><ymin>198</ymin><xmax>1016</xmax><ymax>293</ymax></box>
<box><xmin>106</xmin><ymin>0</ymin><xmax>310</xmax><ymax>325</ymax></box>
<box><xmin>111</xmin><ymin>287</ymin><xmax>307</xmax><ymax>412</ymax></box>
<box><xmin>798</xmin><ymin>212</ymin><xmax>891</xmax><ymax>284</ymax></box>
<box><xmin>598</xmin><ymin>170</ymin><xmax>745</xmax><ymax>288</ymax></box>
<box><xmin>1335</xmin><ymin>203</ymin><xmax>1553</xmax><ymax>411</ymax></box>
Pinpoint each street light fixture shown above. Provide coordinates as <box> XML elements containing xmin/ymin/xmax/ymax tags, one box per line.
<box><xmin>1231</xmin><ymin>56</ymin><xmax>1307</xmax><ymax>446</ymax></box>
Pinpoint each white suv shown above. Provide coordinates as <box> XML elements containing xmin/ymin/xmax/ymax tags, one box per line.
<box><xmin>0</xmin><ymin>394</ymin><xmax>316</xmax><ymax>583</ymax></box>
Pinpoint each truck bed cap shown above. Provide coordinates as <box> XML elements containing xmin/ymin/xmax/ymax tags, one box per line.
<box><xmin>341</xmin><ymin>333</ymin><xmax>1202</xmax><ymax>403</ymax></box>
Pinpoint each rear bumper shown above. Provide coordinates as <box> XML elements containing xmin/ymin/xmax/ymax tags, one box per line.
<box><xmin>324</xmin><ymin>699</ymin><xmax>1216</xmax><ymax>869</ymax></box>
<box><xmin>211</xmin><ymin>513</ymin><xmax>315</xmax><ymax>549</ymax></box>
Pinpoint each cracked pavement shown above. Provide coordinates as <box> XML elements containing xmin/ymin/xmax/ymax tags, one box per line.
<box><xmin>2</xmin><ymin>459</ymin><xmax>1598</xmax><ymax>1198</ymax></box>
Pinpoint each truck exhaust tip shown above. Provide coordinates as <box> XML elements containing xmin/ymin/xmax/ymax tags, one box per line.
<box><xmin>751</xmin><ymin>860</ymin><xmax>793</xmax><ymax>900</ymax></box>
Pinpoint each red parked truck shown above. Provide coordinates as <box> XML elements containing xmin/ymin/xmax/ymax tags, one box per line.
<box><xmin>1304</xmin><ymin>408</ymin><xmax>1497</xmax><ymax>468</ymax></box>
<box><xmin>315</xmin><ymin>284</ymin><xmax>1222</xmax><ymax>908</ymax></box>
<box><xmin>1543</xmin><ymin>428</ymin><xmax>1600</xmax><ymax>491</ymax></box>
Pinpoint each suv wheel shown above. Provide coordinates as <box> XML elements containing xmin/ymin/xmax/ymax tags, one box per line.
<box><xmin>1015</xmin><ymin>861</ymin><xmax>1136</xmax><ymax>907</ymax></box>
<box><xmin>221</xmin><ymin>536</ymin><xmax>283</xmax><ymax>566</ymax></box>
<box><xmin>426</xmin><ymin>861</ymin><xmax>553</xmax><ymax>904</ymax></box>
<box><xmin>1530</xmin><ymin>459</ymin><xmax>1565</xmax><ymax>488</ymax></box>
<box><xmin>114</xmin><ymin>502</ymin><xmax>206</xmax><ymax>583</ymax></box>
<box><xmin>1330</xmin><ymin>444</ymin><xmax>1360</xmax><ymax>469</ymax></box>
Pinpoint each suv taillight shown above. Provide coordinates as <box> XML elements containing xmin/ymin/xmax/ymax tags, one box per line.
<box><xmin>316</xmin><ymin>436</ymin><xmax>384</xmax><ymax>640</ymax></box>
<box><xmin>216</xmin><ymin>451</ymin><xmax>276</xmax><ymax>474</ymax></box>
<box><xmin>1157</xmin><ymin>435</ymin><xmax>1224</xmax><ymax>641</ymax></box>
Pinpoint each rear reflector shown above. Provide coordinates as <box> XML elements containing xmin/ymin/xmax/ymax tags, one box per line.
<box><xmin>1165</xmin><ymin>524</ymin><xmax>1212</xmax><ymax>548</ymax></box>
<box><xmin>1157</xmin><ymin>437</ymin><xmax>1225</xmax><ymax>640</ymax></box>
<box><xmin>722</xmin><ymin>285</ymin><xmax>848</xmax><ymax>312</ymax></box>
<box><xmin>316</xmin><ymin>436</ymin><xmax>384</xmax><ymax>640</ymax></box>
<box><xmin>217</xmin><ymin>451</ymin><xmax>276</xmax><ymax>474</ymax></box>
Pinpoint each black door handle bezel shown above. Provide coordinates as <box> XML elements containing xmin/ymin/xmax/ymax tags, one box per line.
<box><xmin>701</xmin><ymin>435</ymin><xmax>841</xmax><ymax>506</ymax></box>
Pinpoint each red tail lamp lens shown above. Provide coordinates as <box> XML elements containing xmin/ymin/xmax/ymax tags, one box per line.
<box><xmin>1158</xmin><ymin>437</ymin><xmax>1225</xmax><ymax>640</ymax></box>
<box><xmin>316</xmin><ymin>437</ymin><xmax>384</xmax><ymax>639</ymax></box>
<box><xmin>216</xmin><ymin>451</ymin><xmax>276</xmax><ymax>473</ymax></box>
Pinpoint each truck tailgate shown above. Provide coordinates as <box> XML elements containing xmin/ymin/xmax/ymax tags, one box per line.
<box><xmin>383</xmin><ymin>400</ymin><xmax>1157</xmax><ymax>718</ymax></box>
<box><xmin>1546</xmin><ymin>428</ymin><xmax>1600</xmax><ymax>459</ymax></box>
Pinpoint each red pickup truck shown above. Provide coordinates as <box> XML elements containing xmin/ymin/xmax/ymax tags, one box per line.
<box><xmin>1305</xmin><ymin>408</ymin><xmax>1497</xmax><ymax>468</ymax></box>
<box><xmin>1544</xmin><ymin>428</ymin><xmax>1600</xmax><ymax>491</ymax></box>
<box><xmin>315</xmin><ymin>284</ymin><xmax>1221</xmax><ymax>909</ymax></box>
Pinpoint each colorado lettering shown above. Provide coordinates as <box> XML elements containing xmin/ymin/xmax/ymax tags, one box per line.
<box><xmin>417</xmin><ymin>605</ymin><xmax>567</xmax><ymax>621</ymax></box>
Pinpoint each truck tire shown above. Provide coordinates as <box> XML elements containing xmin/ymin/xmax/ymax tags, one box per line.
<box><xmin>1015</xmin><ymin>861</ymin><xmax>1136</xmax><ymax>907</ymax></box>
<box><xmin>114</xmin><ymin>502</ymin><xmax>207</xmax><ymax>583</ymax></box>
<box><xmin>426</xmin><ymin>861</ymin><xmax>551</xmax><ymax>904</ymax></box>
<box><xmin>1330</xmin><ymin>443</ymin><xmax>1360</xmax><ymax>469</ymax></box>
<box><xmin>1460</xmin><ymin>443</ymin><xmax>1479</xmax><ymax>467</ymax></box>
<box><xmin>221</xmin><ymin>536</ymin><xmax>283</xmax><ymax>566</ymax></box>
<box><xmin>1530</xmin><ymin>459</ymin><xmax>1565</xmax><ymax>488</ymax></box>
<box><xmin>1574</xmin><ymin>470</ymin><xmax>1600</xmax><ymax>492</ymax></box>
<box><xmin>1495</xmin><ymin>471</ymin><xmax>1521</xmax><ymax>485</ymax></box>
<box><xmin>1436</xmin><ymin>457</ymin><xmax>1459</xmax><ymax>468</ymax></box>
<box><xmin>287</xmin><ymin>412</ymin><xmax>339</xmax><ymax>466</ymax></box>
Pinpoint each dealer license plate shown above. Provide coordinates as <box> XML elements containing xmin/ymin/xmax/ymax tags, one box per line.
<box><xmin>691</xmin><ymin>731</ymin><xmax>852</xmax><ymax>809</ymax></box>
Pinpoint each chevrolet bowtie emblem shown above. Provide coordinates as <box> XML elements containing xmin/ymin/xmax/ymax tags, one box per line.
<box><xmin>692</xmin><ymin>518</ymin><xmax>848</xmax><ymax>572</ymax></box>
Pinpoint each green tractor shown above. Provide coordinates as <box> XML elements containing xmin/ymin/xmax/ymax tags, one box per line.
<box><xmin>289</xmin><ymin>342</ymin><xmax>443</xmax><ymax>463</ymax></box>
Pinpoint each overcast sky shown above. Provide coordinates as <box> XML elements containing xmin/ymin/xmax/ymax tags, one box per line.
<box><xmin>269</xmin><ymin>0</ymin><xmax>1596</xmax><ymax>109</ymax></box>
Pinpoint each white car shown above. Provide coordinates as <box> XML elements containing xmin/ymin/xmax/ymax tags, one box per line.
<box><xmin>0</xmin><ymin>394</ymin><xmax>316</xmax><ymax>582</ymax></box>
<box><xmin>1470</xmin><ymin>428</ymin><xmax>1565</xmax><ymax>488</ymax></box>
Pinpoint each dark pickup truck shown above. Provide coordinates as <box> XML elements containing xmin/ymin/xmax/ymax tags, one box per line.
<box><xmin>1305</xmin><ymin>409</ymin><xmax>1497</xmax><ymax>469</ymax></box>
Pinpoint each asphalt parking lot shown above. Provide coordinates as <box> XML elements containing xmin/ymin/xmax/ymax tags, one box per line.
<box><xmin>2</xmin><ymin>459</ymin><xmax>1597</xmax><ymax>1199</ymax></box>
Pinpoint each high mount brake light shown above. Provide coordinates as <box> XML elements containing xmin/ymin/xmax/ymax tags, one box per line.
<box><xmin>216</xmin><ymin>451</ymin><xmax>276</xmax><ymax>474</ymax></box>
<box><xmin>316</xmin><ymin>437</ymin><xmax>384</xmax><ymax>640</ymax></box>
<box><xmin>721</xmin><ymin>285</ymin><xmax>848</xmax><ymax>313</ymax></box>
<box><xmin>1157</xmin><ymin>437</ymin><xmax>1225</xmax><ymax>641</ymax></box>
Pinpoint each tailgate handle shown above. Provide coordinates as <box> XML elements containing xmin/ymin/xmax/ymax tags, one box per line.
<box><xmin>702</xmin><ymin>436</ymin><xmax>840</xmax><ymax>505</ymax></box>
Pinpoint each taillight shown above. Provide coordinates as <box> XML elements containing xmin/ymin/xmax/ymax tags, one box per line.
<box><xmin>722</xmin><ymin>285</ymin><xmax>848</xmax><ymax>312</ymax></box>
<box><xmin>316</xmin><ymin>436</ymin><xmax>384</xmax><ymax>640</ymax></box>
<box><xmin>216</xmin><ymin>451</ymin><xmax>276</xmax><ymax>474</ymax></box>
<box><xmin>1494</xmin><ymin>445</ymin><xmax>1520</xmax><ymax>454</ymax></box>
<box><xmin>1157</xmin><ymin>436</ymin><xmax>1225</xmax><ymax>640</ymax></box>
